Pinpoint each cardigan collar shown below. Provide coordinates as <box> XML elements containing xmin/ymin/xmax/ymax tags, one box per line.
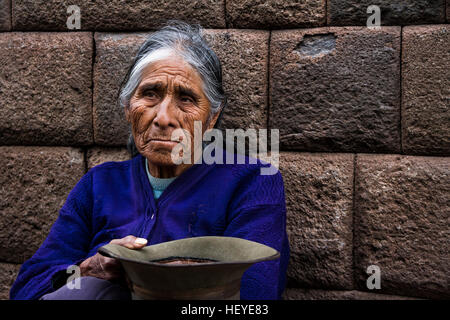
<box><xmin>132</xmin><ymin>153</ymin><xmax>216</xmax><ymax>211</ymax></box>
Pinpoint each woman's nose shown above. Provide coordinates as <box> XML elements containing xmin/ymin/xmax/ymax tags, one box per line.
<box><xmin>153</xmin><ymin>96</ymin><xmax>177</xmax><ymax>129</ymax></box>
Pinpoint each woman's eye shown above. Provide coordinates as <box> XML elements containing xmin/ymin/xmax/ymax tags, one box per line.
<box><xmin>143</xmin><ymin>90</ymin><xmax>158</xmax><ymax>98</ymax></box>
<box><xmin>180</xmin><ymin>96</ymin><xmax>193</xmax><ymax>103</ymax></box>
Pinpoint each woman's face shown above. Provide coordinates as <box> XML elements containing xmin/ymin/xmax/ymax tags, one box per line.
<box><xmin>126</xmin><ymin>53</ymin><xmax>215</xmax><ymax>167</ymax></box>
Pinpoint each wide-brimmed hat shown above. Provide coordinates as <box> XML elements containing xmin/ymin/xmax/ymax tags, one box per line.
<box><xmin>98</xmin><ymin>236</ymin><xmax>280</xmax><ymax>300</ymax></box>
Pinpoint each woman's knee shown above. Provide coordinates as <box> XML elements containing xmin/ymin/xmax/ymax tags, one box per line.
<box><xmin>40</xmin><ymin>276</ymin><xmax>131</xmax><ymax>300</ymax></box>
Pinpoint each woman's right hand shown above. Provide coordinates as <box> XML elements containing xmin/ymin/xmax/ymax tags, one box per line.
<box><xmin>79</xmin><ymin>235</ymin><xmax>147</xmax><ymax>281</ymax></box>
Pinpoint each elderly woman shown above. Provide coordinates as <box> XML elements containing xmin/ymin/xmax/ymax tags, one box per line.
<box><xmin>10</xmin><ymin>21</ymin><xmax>289</xmax><ymax>300</ymax></box>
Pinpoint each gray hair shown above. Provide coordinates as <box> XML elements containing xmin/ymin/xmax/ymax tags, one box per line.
<box><xmin>119</xmin><ymin>20</ymin><xmax>226</xmax><ymax>122</ymax></box>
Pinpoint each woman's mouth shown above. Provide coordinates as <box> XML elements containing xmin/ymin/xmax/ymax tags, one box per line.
<box><xmin>148</xmin><ymin>139</ymin><xmax>178</xmax><ymax>146</ymax></box>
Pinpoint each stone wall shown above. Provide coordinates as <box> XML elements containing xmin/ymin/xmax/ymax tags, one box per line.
<box><xmin>0</xmin><ymin>1</ymin><xmax>448</xmax><ymax>300</ymax></box>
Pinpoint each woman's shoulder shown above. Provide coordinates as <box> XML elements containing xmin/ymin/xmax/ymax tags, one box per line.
<box><xmin>217</xmin><ymin>149</ymin><xmax>282</xmax><ymax>181</ymax></box>
<box><xmin>206</xmin><ymin>149</ymin><xmax>284</xmax><ymax>200</ymax></box>
<box><xmin>85</xmin><ymin>154</ymin><xmax>138</xmax><ymax>181</ymax></box>
<box><xmin>213</xmin><ymin>150</ymin><xmax>285</xmax><ymax>212</ymax></box>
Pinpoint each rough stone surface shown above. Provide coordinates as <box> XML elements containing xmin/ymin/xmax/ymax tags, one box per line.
<box><xmin>283</xmin><ymin>288</ymin><xmax>419</xmax><ymax>300</ymax></box>
<box><xmin>12</xmin><ymin>0</ymin><xmax>225</xmax><ymax>31</ymax></box>
<box><xmin>0</xmin><ymin>32</ymin><xmax>93</xmax><ymax>146</ymax></box>
<box><xmin>0</xmin><ymin>263</ymin><xmax>21</xmax><ymax>300</ymax></box>
<box><xmin>87</xmin><ymin>147</ymin><xmax>130</xmax><ymax>170</ymax></box>
<box><xmin>0</xmin><ymin>147</ymin><xmax>85</xmax><ymax>264</ymax></box>
<box><xmin>270</xmin><ymin>27</ymin><xmax>401</xmax><ymax>153</ymax></box>
<box><xmin>328</xmin><ymin>0</ymin><xmax>446</xmax><ymax>26</ymax></box>
<box><xmin>226</xmin><ymin>0</ymin><xmax>325</xmax><ymax>29</ymax></box>
<box><xmin>94</xmin><ymin>33</ymin><xmax>150</xmax><ymax>146</ymax></box>
<box><xmin>203</xmin><ymin>30</ymin><xmax>269</xmax><ymax>130</ymax></box>
<box><xmin>355</xmin><ymin>154</ymin><xmax>450</xmax><ymax>299</ymax></box>
<box><xmin>0</xmin><ymin>0</ymin><xmax>10</xmax><ymax>31</ymax></box>
<box><xmin>402</xmin><ymin>25</ymin><xmax>450</xmax><ymax>155</ymax></box>
<box><xmin>279</xmin><ymin>152</ymin><xmax>354</xmax><ymax>289</ymax></box>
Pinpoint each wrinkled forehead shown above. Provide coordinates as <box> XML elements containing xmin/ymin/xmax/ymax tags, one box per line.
<box><xmin>138</xmin><ymin>47</ymin><xmax>203</xmax><ymax>85</ymax></box>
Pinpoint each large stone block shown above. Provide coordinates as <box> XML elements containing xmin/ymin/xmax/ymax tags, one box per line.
<box><xmin>203</xmin><ymin>30</ymin><xmax>269</xmax><ymax>130</ymax></box>
<box><xmin>94</xmin><ymin>33</ymin><xmax>150</xmax><ymax>146</ymax></box>
<box><xmin>0</xmin><ymin>263</ymin><xmax>21</xmax><ymax>300</ymax></box>
<box><xmin>354</xmin><ymin>154</ymin><xmax>450</xmax><ymax>299</ymax></box>
<box><xmin>87</xmin><ymin>147</ymin><xmax>130</xmax><ymax>170</ymax></box>
<box><xmin>279</xmin><ymin>152</ymin><xmax>354</xmax><ymax>289</ymax></box>
<box><xmin>402</xmin><ymin>25</ymin><xmax>450</xmax><ymax>155</ymax></box>
<box><xmin>0</xmin><ymin>32</ymin><xmax>93</xmax><ymax>145</ymax></box>
<box><xmin>0</xmin><ymin>0</ymin><xmax>10</xmax><ymax>31</ymax></box>
<box><xmin>226</xmin><ymin>0</ymin><xmax>325</xmax><ymax>29</ymax></box>
<box><xmin>94</xmin><ymin>30</ymin><xmax>269</xmax><ymax>146</ymax></box>
<box><xmin>0</xmin><ymin>147</ymin><xmax>85</xmax><ymax>264</ymax></box>
<box><xmin>270</xmin><ymin>27</ymin><xmax>401</xmax><ymax>153</ymax></box>
<box><xmin>328</xmin><ymin>0</ymin><xmax>446</xmax><ymax>26</ymax></box>
<box><xmin>283</xmin><ymin>288</ymin><xmax>418</xmax><ymax>300</ymax></box>
<box><xmin>12</xmin><ymin>0</ymin><xmax>225</xmax><ymax>31</ymax></box>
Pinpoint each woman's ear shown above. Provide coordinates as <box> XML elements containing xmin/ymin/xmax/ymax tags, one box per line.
<box><xmin>124</xmin><ymin>106</ymin><xmax>131</xmax><ymax>123</ymax></box>
<box><xmin>206</xmin><ymin>99</ymin><xmax>226</xmax><ymax>130</ymax></box>
<box><xmin>207</xmin><ymin>109</ymin><xmax>222</xmax><ymax>130</ymax></box>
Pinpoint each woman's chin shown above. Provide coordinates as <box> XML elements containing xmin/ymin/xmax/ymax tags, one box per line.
<box><xmin>143</xmin><ymin>151</ymin><xmax>178</xmax><ymax>167</ymax></box>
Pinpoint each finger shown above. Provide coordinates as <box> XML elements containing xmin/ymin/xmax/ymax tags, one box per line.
<box><xmin>110</xmin><ymin>235</ymin><xmax>147</xmax><ymax>249</ymax></box>
<box><xmin>101</xmin><ymin>256</ymin><xmax>119</xmax><ymax>269</ymax></box>
<box><xmin>102</xmin><ymin>258</ymin><xmax>126</xmax><ymax>281</ymax></box>
<box><xmin>99</xmin><ymin>256</ymin><xmax>122</xmax><ymax>272</ymax></box>
<box><xmin>133</xmin><ymin>237</ymin><xmax>148</xmax><ymax>247</ymax></box>
<box><xmin>110</xmin><ymin>235</ymin><xmax>136</xmax><ymax>245</ymax></box>
<box><xmin>110</xmin><ymin>235</ymin><xmax>137</xmax><ymax>248</ymax></box>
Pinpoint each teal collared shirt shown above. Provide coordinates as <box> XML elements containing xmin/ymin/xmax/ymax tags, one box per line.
<box><xmin>145</xmin><ymin>158</ymin><xmax>177</xmax><ymax>200</ymax></box>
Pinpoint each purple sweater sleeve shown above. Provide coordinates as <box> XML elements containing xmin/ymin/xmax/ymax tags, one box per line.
<box><xmin>223</xmin><ymin>167</ymin><xmax>290</xmax><ymax>300</ymax></box>
<box><xmin>10</xmin><ymin>171</ymin><xmax>94</xmax><ymax>300</ymax></box>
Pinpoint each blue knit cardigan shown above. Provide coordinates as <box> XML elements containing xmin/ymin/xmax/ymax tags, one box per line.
<box><xmin>10</xmin><ymin>151</ymin><xmax>290</xmax><ymax>300</ymax></box>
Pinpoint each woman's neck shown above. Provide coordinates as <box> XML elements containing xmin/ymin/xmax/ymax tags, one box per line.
<box><xmin>146</xmin><ymin>158</ymin><xmax>193</xmax><ymax>178</ymax></box>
